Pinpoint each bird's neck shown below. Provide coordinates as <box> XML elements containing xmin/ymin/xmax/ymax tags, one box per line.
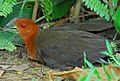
<box><xmin>24</xmin><ymin>38</ymin><xmax>37</xmax><ymax>60</ymax></box>
<box><xmin>21</xmin><ymin>30</ymin><xmax>38</xmax><ymax>60</ymax></box>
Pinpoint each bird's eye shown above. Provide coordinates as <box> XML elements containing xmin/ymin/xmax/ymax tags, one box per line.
<box><xmin>20</xmin><ymin>23</ymin><xmax>26</xmax><ymax>28</ymax></box>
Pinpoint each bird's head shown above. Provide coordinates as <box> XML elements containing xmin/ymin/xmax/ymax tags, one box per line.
<box><xmin>4</xmin><ymin>18</ymin><xmax>39</xmax><ymax>60</ymax></box>
<box><xmin>15</xmin><ymin>18</ymin><xmax>38</xmax><ymax>40</ymax></box>
<box><xmin>4</xmin><ymin>18</ymin><xmax>39</xmax><ymax>41</ymax></box>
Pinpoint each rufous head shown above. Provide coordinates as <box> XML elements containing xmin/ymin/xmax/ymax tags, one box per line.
<box><xmin>15</xmin><ymin>18</ymin><xmax>38</xmax><ymax>40</ymax></box>
<box><xmin>15</xmin><ymin>18</ymin><xmax>39</xmax><ymax>60</ymax></box>
<box><xmin>4</xmin><ymin>18</ymin><xmax>39</xmax><ymax>60</ymax></box>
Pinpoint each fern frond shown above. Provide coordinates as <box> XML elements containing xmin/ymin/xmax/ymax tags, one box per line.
<box><xmin>0</xmin><ymin>0</ymin><xmax>17</xmax><ymax>17</ymax></box>
<box><xmin>83</xmin><ymin>0</ymin><xmax>110</xmax><ymax>21</ymax></box>
<box><xmin>40</xmin><ymin>0</ymin><xmax>52</xmax><ymax>21</ymax></box>
<box><xmin>0</xmin><ymin>36</ymin><xmax>16</xmax><ymax>52</ymax></box>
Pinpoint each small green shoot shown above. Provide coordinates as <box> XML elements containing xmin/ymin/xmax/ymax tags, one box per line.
<box><xmin>78</xmin><ymin>71</ymin><xmax>95</xmax><ymax>81</ymax></box>
<box><xmin>101</xmin><ymin>39</ymin><xmax>120</xmax><ymax>66</ymax></box>
<box><xmin>111</xmin><ymin>69</ymin><xmax>119</xmax><ymax>80</ymax></box>
<box><xmin>102</xmin><ymin>64</ymin><xmax>112</xmax><ymax>81</ymax></box>
<box><xmin>84</xmin><ymin>52</ymin><xmax>101</xmax><ymax>80</ymax></box>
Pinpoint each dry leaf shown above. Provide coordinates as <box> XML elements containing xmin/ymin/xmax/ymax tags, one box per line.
<box><xmin>49</xmin><ymin>65</ymin><xmax>120</xmax><ymax>81</ymax></box>
<box><xmin>53</xmin><ymin>18</ymin><xmax>68</xmax><ymax>26</ymax></box>
<box><xmin>98</xmin><ymin>65</ymin><xmax>120</xmax><ymax>80</ymax></box>
<box><xmin>0</xmin><ymin>65</ymin><xmax>11</xmax><ymax>69</ymax></box>
<box><xmin>0</xmin><ymin>70</ymin><xmax>4</xmax><ymax>76</ymax></box>
<box><xmin>6</xmin><ymin>64</ymin><xmax>30</xmax><ymax>71</ymax></box>
<box><xmin>50</xmin><ymin>67</ymin><xmax>83</xmax><ymax>81</ymax></box>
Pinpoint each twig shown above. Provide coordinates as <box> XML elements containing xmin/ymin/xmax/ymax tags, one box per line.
<box><xmin>15</xmin><ymin>43</ymin><xmax>25</xmax><ymax>47</ymax></box>
<box><xmin>113</xmin><ymin>32</ymin><xmax>118</xmax><ymax>40</ymax></box>
<box><xmin>73</xmin><ymin>0</ymin><xmax>82</xmax><ymax>23</ymax></box>
<box><xmin>0</xmin><ymin>28</ymin><xmax>4</xmax><ymax>31</ymax></box>
<box><xmin>0</xmin><ymin>62</ymin><xmax>17</xmax><ymax>65</ymax></box>
<box><xmin>35</xmin><ymin>16</ymin><xmax>45</xmax><ymax>23</ymax></box>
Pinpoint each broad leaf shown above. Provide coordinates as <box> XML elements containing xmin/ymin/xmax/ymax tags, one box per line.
<box><xmin>113</xmin><ymin>6</ymin><xmax>120</xmax><ymax>33</ymax></box>
<box><xmin>105</xmin><ymin>39</ymin><xmax>113</xmax><ymax>55</ymax></box>
<box><xmin>52</xmin><ymin>0</ymin><xmax>75</xmax><ymax>19</ymax></box>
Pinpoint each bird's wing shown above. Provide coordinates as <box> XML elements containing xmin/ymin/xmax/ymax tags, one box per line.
<box><xmin>35</xmin><ymin>29</ymin><xmax>107</xmax><ymax>69</ymax></box>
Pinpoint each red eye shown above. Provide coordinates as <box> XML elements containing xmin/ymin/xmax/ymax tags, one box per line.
<box><xmin>21</xmin><ymin>23</ymin><xmax>26</xmax><ymax>28</ymax></box>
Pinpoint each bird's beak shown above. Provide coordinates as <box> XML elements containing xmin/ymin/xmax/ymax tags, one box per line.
<box><xmin>3</xmin><ymin>17</ymin><xmax>19</xmax><ymax>33</ymax></box>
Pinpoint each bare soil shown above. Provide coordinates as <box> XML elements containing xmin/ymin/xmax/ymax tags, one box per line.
<box><xmin>0</xmin><ymin>47</ymin><xmax>55</xmax><ymax>81</ymax></box>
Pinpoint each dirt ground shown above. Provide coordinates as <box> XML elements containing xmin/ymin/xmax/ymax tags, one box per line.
<box><xmin>0</xmin><ymin>47</ymin><xmax>54</xmax><ymax>81</ymax></box>
<box><xmin>0</xmin><ymin>46</ymin><xmax>80</xmax><ymax>81</ymax></box>
<box><xmin>0</xmin><ymin>48</ymin><xmax>120</xmax><ymax>81</ymax></box>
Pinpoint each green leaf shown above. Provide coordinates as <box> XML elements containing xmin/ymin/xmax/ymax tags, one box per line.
<box><xmin>84</xmin><ymin>52</ymin><xmax>101</xmax><ymax>79</ymax></box>
<box><xmin>100</xmin><ymin>51</ymin><xmax>110</xmax><ymax>56</ymax></box>
<box><xmin>78</xmin><ymin>70</ymin><xmax>95</xmax><ymax>81</ymax></box>
<box><xmin>105</xmin><ymin>39</ymin><xmax>113</xmax><ymax>55</ymax></box>
<box><xmin>0</xmin><ymin>31</ymin><xmax>23</xmax><ymax>46</ymax></box>
<box><xmin>102</xmin><ymin>64</ymin><xmax>112</xmax><ymax>81</ymax></box>
<box><xmin>0</xmin><ymin>0</ymin><xmax>4</xmax><ymax>3</ymax></box>
<box><xmin>0</xmin><ymin>0</ymin><xmax>17</xmax><ymax>17</ymax></box>
<box><xmin>52</xmin><ymin>0</ymin><xmax>75</xmax><ymax>19</ymax></box>
<box><xmin>116</xmin><ymin>54</ymin><xmax>120</xmax><ymax>62</ymax></box>
<box><xmin>0</xmin><ymin>4</ymin><xmax>33</xmax><ymax>27</ymax></box>
<box><xmin>111</xmin><ymin>69</ymin><xmax>118</xmax><ymax>80</ymax></box>
<box><xmin>40</xmin><ymin>0</ymin><xmax>52</xmax><ymax>21</ymax></box>
<box><xmin>112</xmin><ymin>0</ymin><xmax>118</xmax><ymax>8</ymax></box>
<box><xmin>83</xmin><ymin>0</ymin><xmax>110</xmax><ymax>21</ymax></box>
<box><xmin>84</xmin><ymin>71</ymin><xmax>95</xmax><ymax>81</ymax></box>
<box><xmin>84</xmin><ymin>52</ymin><xmax>87</xmax><ymax>67</ymax></box>
<box><xmin>0</xmin><ymin>36</ymin><xmax>16</xmax><ymax>51</ymax></box>
<box><xmin>110</xmin><ymin>8</ymin><xmax>115</xmax><ymax>16</ymax></box>
<box><xmin>113</xmin><ymin>6</ymin><xmax>120</xmax><ymax>33</ymax></box>
<box><xmin>53</xmin><ymin>0</ymin><xmax>65</xmax><ymax>5</ymax></box>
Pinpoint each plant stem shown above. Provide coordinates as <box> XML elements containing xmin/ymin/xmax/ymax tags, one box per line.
<box><xmin>32</xmin><ymin>0</ymin><xmax>39</xmax><ymax>21</ymax></box>
<box><xmin>19</xmin><ymin>0</ymin><xmax>27</xmax><ymax>17</ymax></box>
<box><xmin>113</xmin><ymin>32</ymin><xmax>118</xmax><ymax>40</ymax></box>
<box><xmin>112</xmin><ymin>56</ymin><xmax>120</xmax><ymax>66</ymax></box>
<box><xmin>35</xmin><ymin>16</ymin><xmax>45</xmax><ymax>23</ymax></box>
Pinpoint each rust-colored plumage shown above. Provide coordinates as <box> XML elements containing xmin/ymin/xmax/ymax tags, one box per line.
<box><xmin>15</xmin><ymin>18</ymin><xmax>107</xmax><ymax>70</ymax></box>
<box><xmin>16</xmin><ymin>18</ymin><xmax>39</xmax><ymax>60</ymax></box>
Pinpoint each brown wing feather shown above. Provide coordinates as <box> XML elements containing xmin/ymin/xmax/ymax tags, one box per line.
<box><xmin>35</xmin><ymin>29</ymin><xmax>107</xmax><ymax>70</ymax></box>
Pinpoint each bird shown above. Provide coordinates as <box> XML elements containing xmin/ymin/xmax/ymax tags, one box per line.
<box><xmin>5</xmin><ymin>18</ymin><xmax>108</xmax><ymax>70</ymax></box>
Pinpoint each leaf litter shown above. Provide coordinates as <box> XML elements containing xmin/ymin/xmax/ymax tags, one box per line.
<box><xmin>0</xmin><ymin>48</ymin><xmax>120</xmax><ymax>81</ymax></box>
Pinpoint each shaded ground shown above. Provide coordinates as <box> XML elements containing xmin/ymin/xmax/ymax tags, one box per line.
<box><xmin>0</xmin><ymin>48</ymin><xmax>54</xmax><ymax>81</ymax></box>
<box><xmin>0</xmin><ymin>47</ymin><xmax>120</xmax><ymax>81</ymax></box>
<box><xmin>0</xmin><ymin>48</ymin><xmax>78</xmax><ymax>81</ymax></box>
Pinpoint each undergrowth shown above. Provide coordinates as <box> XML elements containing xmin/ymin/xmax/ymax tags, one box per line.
<box><xmin>0</xmin><ymin>0</ymin><xmax>120</xmax><ymax>81</ymax></box>
<box><xmin>1</xmin><ymin>0</ymin><xmax>119</xmax><ymax>52</ymax></box>
<box><xmin>82</xmin><ymin>0</ymin><xmax>118</xmax><ymax>21</ymax></box>
<box><xmin>0</xmin><ymin>0</ymin><xmax>17</xmax><ymax>51</ymax></box>
<box><xmin>0</xmin><ymin>36</ymin><xmax>16</xmax><ymax>51</ymax></box>
<box><xmin>0</xmin><ymin>0</ymin><xmax>17</xmax><ymax>17</ymax></box>
<box><xmin>83</xmin><ymin>0</ymin><xmax>120</xmax><ymax>33</ymax></box>
<box><xmin>78</xmin><ymin>39</ymin><xmax>120</xmax><ymax>81</ymax></box>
